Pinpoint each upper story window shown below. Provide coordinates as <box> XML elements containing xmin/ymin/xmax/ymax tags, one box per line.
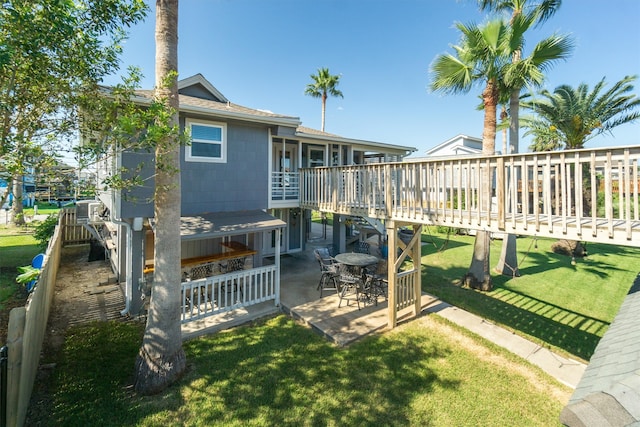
<box><xmin>185</xmin><ymin>119</ymin><xmax>227</xmax><ymax>163</ymax></box>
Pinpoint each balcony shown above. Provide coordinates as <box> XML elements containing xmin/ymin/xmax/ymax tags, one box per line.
<box><xmin>271</xmin><ymin>171</ymin><xmax>300</xmax><ymax>205</ymax></box>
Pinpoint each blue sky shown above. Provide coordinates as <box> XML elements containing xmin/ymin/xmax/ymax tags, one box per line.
<box><xmin>104</xmin><ymin>0</ymin><xmax>640</xmax><ymax>157</ymax></box>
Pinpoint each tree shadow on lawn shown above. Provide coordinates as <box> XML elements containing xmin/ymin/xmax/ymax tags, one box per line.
<box><xmin>518</xmin><ymin>249</ymin><xmax>630</xmax><ymax>279</ymax></box>
<box><xmin>422</xmin><ymin>263</ymin><xmax>605</xmax><ymax>361</ymax></box>
<box><xmin>184</xmin><ymin>315</ymin><xmax>459</xmax><ymax>426</ymax></box>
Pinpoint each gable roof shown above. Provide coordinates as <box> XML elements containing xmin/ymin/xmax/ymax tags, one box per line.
<box><xmin>178</xmin><ymin>73</ymin><xmax>229</xmax><ymax>103</ymax></box>
<box><xmin>425</xmin><ymin>134</ymin><xmax>482</xmax><ymax>156</ymax></box>
<box><xmin>129</xmin><ymin>74</ymin><xmax>416</xmax><ymax>155</ymax></box>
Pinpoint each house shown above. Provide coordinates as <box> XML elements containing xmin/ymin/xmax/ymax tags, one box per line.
<box><xmin>424</xmin><ymin>134</ymin><xmax>482</xmax><ymax>158</ymax></box>
<box><xmin>0</xmin><ymin>168</ymin><xmax>36</xmax><ymax>209</ymax></box>
<box><xmin>82</xmin><ymin>74</ymin><xmax>416</xmax><ymax>318</ymax></box>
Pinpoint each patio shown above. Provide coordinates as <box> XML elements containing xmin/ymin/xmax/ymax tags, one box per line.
<box><xmin>180</xmin><ymin>223</ymin><xmax>435</xmax><ymax>343</ymax></box>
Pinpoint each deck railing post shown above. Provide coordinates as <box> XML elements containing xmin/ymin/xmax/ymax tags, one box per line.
<box><xmin>497</xmin><ymin>157</ymin><xmax>505</xmax><ymax>230</ymax></box>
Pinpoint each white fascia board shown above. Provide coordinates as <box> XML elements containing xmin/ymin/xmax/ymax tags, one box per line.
<box><xmin>99</xmin><ymin>90</ymin><xmax>301</xmax><ymax>127</ymax></box>
<box><xmin>180</xmin><ymin>104</ymin><xmax>301</xmax><ymax>127</ymax></box>
<box><xmin>295</xmin><ymin>131</ymin><xmax>417</xmax><ymax>155</ymax></box>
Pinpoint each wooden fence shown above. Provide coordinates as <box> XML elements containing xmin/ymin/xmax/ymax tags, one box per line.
<box><xmin>59</xmin><ymin>208</ymin><xmax>93</xmax><ymax>246</ymax></box>
<box><xmin>4</xmin><ymin>214</ymin><xmax>63</xmax><ymax>427</ymax></box>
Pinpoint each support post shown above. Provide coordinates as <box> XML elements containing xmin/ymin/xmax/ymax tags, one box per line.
<box><xmin>6</xmin><ymin>307</ymin><xmax>25</xmax><ymax>427</ymax></box>
<box><xmin>412</xmin><ymin>224</ymin><xmax>422</xmax><ymax>318</ymax></box>
<box><xmin>387</xmin><ymin>220</ymin><xmax>398</xmax><ymax>328</ymax></box>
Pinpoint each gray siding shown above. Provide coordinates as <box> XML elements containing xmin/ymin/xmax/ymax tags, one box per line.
<box><xmin>120</xmin><ymin>150</ymin><xmax>155</xmax><ymax>218</ymax></box>
<box><xmin>119</xmin><ymin>119</ymin><xmax>270</xmax><ymax>218</ymax></box>
<box><xmin>179</xmin><ymin>83</ymin><xmax>221</xmax><ymax>101</ymax></box>
<box><xmin>181</xmin><ymin>122</ymin><xmax>269</xmax><ymax>215</ymax></box>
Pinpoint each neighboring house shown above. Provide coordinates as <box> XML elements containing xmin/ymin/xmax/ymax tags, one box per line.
<box><xmin>82</xmin><ymin>74</ymin><xmax>415</xmax><ymax>317</ymax></box>
<box><xmin>425</xmin><ymin>134</ymin><xmax>482</xmax><ymax>158</ymax></box>
<box><xmin>405</xmin><ymin>134</ymin><xmax>486</xmax><ymax>211</ymax></box>
<box><xmin>0</xmin><ymin>169</ymin><xmax>36</xmax><ymax>209</ymax></box>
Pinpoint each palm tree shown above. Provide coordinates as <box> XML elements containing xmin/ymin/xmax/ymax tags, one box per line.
<box><xmin>478</xmin><ymin>1</ymin><xmax>573</xmax><ymax>278</ymax></box>
<box><xmin>134</xmin><ymin>0</ymin><xmax>186</xmax><ymax>395</ymax></box>
<box><xmin>522</xmin><ymin>76</ymin><xmax>639</xmax><ymax>258</ymax></box>
<box><xmin>479</xmin><ymin>0</ymin><xmax>566</xmax><ymax>154</ymax></box>
<box><xmin>522</xmin><ymin>76</ymin><xmax>640</xmax><ymax>150</ymax></box>
<box><xmin>431</xmin><ymin>18</ymin><xmax>513</xmax><ymax>290</ymax></box>
<box><xmin>305</xmin><ymin>67</ymin><xmax>343</xmax><ymax>132</ymax></box>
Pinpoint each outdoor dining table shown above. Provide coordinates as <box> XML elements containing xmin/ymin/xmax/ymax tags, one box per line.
<box><xmin>333</xmin><ymin>253</ymin><xmax>379</xmax><ymax>268</ymax></box>
<box><xmin>333</xmin><ymin>252</ymin><xmax>380</xmax><ymax>309</ymax></box>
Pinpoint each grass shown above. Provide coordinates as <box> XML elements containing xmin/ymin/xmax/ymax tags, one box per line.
<box><xmin>24</xmin><ymin>202</ymin><xmax>62</xmax><ymax>216</ymax></box>
<box><xmin>419</xmin><ymin>229</ymin><xmax>639</xmax><ymax>361</ymax></box>
<box><xmin>43</xmin><ymin>315</ymin><xmax>568</xmax><ymax>426</ymax></box>
<box><xmin>0</xmin><ymin>228</ymin><xmax>40</xmax><ymax>305</ymax></box>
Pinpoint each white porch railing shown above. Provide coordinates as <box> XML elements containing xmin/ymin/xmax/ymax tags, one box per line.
<box><xmin>301</xmin><ymin>146</ymin><xmax>640</xmax><ymax>247</ymax></box>
<box><xmin>180</xmin><ymin>265</ymin><xmax>278</xmax><ymax>323</ymax></box>
<box><xmin>271</xmin><ymin>171</ymin><xmax>300</xmax><ymax>202</ymax></box>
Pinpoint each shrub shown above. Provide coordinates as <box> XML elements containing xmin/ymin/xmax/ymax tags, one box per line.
<box><xmin>34</xmin><ymin>214</ymin><xmax>58</xmax><ymax>250</ymax></box>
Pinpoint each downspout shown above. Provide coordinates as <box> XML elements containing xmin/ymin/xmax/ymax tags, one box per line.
<box><xmin>111</xmin><ymin>206</ymin><xmax>132</xmax><ymax>317</ymax></box>
<box><xmin>109</xmin><ymin>149</ymin><xmax>133</xmax><ymax>316</ymax></box>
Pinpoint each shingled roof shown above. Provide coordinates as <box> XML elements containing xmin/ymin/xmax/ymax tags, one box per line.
<box><xmin>560</xmin><ymin>274</ymin><xmax>640</xmax><ymax>426</ymax></box>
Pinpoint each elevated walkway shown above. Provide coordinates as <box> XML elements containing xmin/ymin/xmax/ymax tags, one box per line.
<box><xmin>301</xmin><ymin>146</ymin><xmax>640</xmax><ymax>247</ymax></box>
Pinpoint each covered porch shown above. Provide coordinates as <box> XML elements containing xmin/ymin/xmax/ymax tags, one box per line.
<box><xmin>143</xmin><ymin>210</ymin><xmax>286</xmax><ymax>324</ymax></box>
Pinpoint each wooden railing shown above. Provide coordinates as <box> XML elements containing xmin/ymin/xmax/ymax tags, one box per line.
<box><xmin>271</xmin><ymin>171</ymin><xmax>300</xmax><ymax>202</ymax></box>
<box><xmin>180</xmin><ymin>264</ymin><xmax>278</xmax><ymax>323</ymax></box>
<box><xmin>301</xmin><ymin>146</ymin><xmax>640</xmax><ymax>247</ymax></box>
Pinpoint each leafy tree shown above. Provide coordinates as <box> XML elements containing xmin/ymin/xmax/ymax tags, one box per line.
<box><xmin>304</xmin><ymin>67</ymin><xmax>344</xmax><ymax>132</ymax></box>
<box><xmin>133</xmin><ymin>0</ymin><xmax>186</xmax><ymax>395</ymax></box>
<box><xmin>522</xmin><ymin>76</ymin><xmax>640</xmax><ymax>150</ymax></box>
<box><xmin>522</xmin><ymin>76</ymin><xmax>639</xmax><ymax>258</ymax></box>
<box><xmin>0</xmin><ymin>0</ymin><xmax>147</xmax><ymax>225</ymax></box>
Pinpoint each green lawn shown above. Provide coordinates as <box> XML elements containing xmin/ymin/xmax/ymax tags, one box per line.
<box><xmin>420</xmin><ymin>229</ymin><xmax>639</xmax><ymax>361</ymax></box>
<box><xmin>24</xmin><ymin>202</ymin><xmax>63</xmax><ymax>216</ymax></box>
<box><xmin>0</xmin><ymin>229</ymin><xmax>40</xmax><ymax>304</ymax></box>
<box><xmin>43</xmin><ymin>315</ymin><xmax>568</xmax><ymax>426</ymax></box>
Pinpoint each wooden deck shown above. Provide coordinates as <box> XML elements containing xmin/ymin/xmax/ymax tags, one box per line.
<box><xmin>301</xmin><ymin>145</ymin><xmax>640</xmax><ymax>247</ymax></box>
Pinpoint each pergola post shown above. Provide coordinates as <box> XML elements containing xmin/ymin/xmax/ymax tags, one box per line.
<box><xmin>412</xmin><ymin>224</ymin><xmax>422</xmax><ymax>318</ymax></box>
<box><xmin>387</xmin><ymin>220</ymin><xmax>398</xmax><ymax>328</ymax></box>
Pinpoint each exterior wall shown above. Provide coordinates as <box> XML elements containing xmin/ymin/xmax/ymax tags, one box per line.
<box><xmin>117</xmin><ymin>118</ymin><xmax>271</xmax><ymax>218</ymax></box>
<box><xmin>426</xmin><ymin>135</ymin><xmax>482</xmax><ymax>157</ymax></box>
<box><xmin>179</xmin><ymin>84</ymin><xmax>219</xmax><ymax>101</ymax></box>
<box><xmin>181</xmin><ymin>120</ymin><xmax>270</xmax><ymax>215</ymax></box>
<box><xmin>120</xmin><ymin>150</ymin><xmax>155</xmax><ymax>218</ymax></box>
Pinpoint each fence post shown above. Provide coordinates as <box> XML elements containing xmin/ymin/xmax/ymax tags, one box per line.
<box><xmin>6</xmin><ymin>308</ymin><xmax>25</xmax><ymax>427</ymax></box>
<box><xmin>1</xmin><ymin>345</ymin><xmax>7</xmax><ymax>427</ymax></box>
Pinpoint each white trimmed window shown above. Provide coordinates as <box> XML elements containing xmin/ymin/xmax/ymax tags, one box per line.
<box><xmin>185</xmin><ymin>119</ymin><xmax>227</xmax><ymax>163</ymax></box>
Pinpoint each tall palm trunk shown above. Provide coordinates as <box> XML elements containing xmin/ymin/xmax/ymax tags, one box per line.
<box><xmin>496</xmin><ymin>47</ymin><xmax>523</xmax><ymax>278</ymax></box>
<box><xmin>134</xmin><ymin>0</ymin><xmax>186</xmax><ymax>395</ymax></box>
<box><xmin>321</xmin><ymin>92</ymin><xmax>327</xmax><ymax>132</ymax></box>
<box><xmin>465</xmin><ymin>80</ymin><xmax>498</xmax><ymax>291</ymax></box>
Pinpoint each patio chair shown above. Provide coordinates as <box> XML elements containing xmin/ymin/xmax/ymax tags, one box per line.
<box><xmin>364</xmin><ymin>259</ymin><xmax>388</xmax><ymax>305</ymax></box>
<box><xmin>26</xmin><ymin>253</ymin><xmax>45</xmax><ymax>292</ymax></box>
<box><xmin>220</xmin><ymin>257</ymin><xmax>246</xmax><ymax>301</ymax></box>
<box><xmin>336</xmin><ymin>263</ymin><xmax>363</xmax><ymax>310</ymax></box>
<box><xmin>314</xmin><ymin>249</ymin><xmax>339</xmax><ymax>297</ymax></box>
<box><xmin>353</xmin><ymin>241</ymin><xmax>370</xmax><ymax>254</ymax></box>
